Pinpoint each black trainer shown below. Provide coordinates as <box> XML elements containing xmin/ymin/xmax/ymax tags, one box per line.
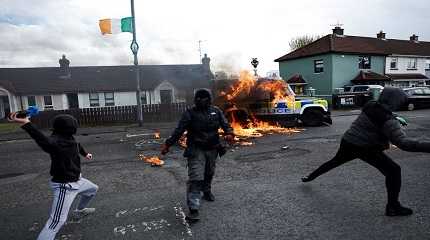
<box><xmin>203</xmin><ymin>191</ymin><xmax>215</xmax><ymax>202</ymax></box>
<box><xmin>301</xmin><ymin>175</ymin><xmax>315</xmax><ymax>182</ymax></box>
<box><xmin>385</xmin><ymin>204</ymin><xmax>413</xmax><ymax>216</ymax></box>
<box><xmin>185</xmin><ymin>209</ymin><xmax>200</xmax><ymax>222</ymax></box>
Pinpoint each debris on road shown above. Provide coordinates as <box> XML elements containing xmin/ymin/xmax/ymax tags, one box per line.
<box><xmin>138</xmin><ymin>154</ymin><xmax>164</xmax><ymax>166</ymax></box>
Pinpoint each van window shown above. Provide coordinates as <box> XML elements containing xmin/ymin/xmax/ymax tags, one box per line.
<box><xmin>353</xmin><ymin>86</ymin><xmax>369</xmax><ymax>92</ymax></box>
<box><xmin>422</xmin><ymin>89</ymin><xmax>430</xmax><ymax>94</ymax></box>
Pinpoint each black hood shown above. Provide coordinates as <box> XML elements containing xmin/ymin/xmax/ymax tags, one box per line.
<box><xmin>52</xmin><ymin>114</ymin><xmax>78</xmax><ymax>136</ymax></box>
<box><xmin>194</xmin><ymin>89</ymin><xmax>212</xmax><ymax>109</ymax></box>
<box><xmin>377</xmin><ymin>87</ymin><xmax>408</xmax><ymax>111</ymax></box>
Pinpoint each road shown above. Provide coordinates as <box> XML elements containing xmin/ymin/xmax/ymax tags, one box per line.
<box><xmin>0</xmin><ymin>109</ymin><xmax>430</xmax><ymax>239</ymax></box>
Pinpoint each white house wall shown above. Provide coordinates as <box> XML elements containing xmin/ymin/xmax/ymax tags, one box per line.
<box><xmin>385</xmin><ymin>56</ymin><xmax>427</xmax><ymax>74</ymax></box>
<box><xmin>52</xmin><ymin>95</ymin><xmax>65</xmax><ymax>110</ymax></box>
<box><xmin>19</xmin><ymin>94</ymin><xmax>66</xmax><ymax>110</ymax></box>
<box><xmin>115</xmin><ymin>92</ymin><xmax>137</xmax><ymax>106</ymax></box>
<box><xmin>153</xmin><ymin>80</ymin><xmax>186</xmax><ymax>103</ymax></box>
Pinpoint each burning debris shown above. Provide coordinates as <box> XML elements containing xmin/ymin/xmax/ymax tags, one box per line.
<box><xmin>138</xmin><ymin>153</ymin><xmax>164</xmax><ymax>166</ymax></box>
<box><xmin>178</xmin><ymin>133</ymin><xmax>187</xmax><ymax>148</ymax></box>
<box><xmin>214</xmin><ymin>70</ymin><xmax>304</xmax><ymax>139</ymax></box>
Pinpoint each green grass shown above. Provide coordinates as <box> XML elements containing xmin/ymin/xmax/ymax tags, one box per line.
<box><xmin>0</xmin><ymin>123</ymin><xmax>21</xmax><ymax>133</ymax></box>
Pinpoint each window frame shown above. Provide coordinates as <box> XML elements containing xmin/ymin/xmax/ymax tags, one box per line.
<box><xmin>27</xmin><ymin>96</ymin><xmax>36</xmax><ymax>106</ymax></box>
<box><xmin>140</xmin><ymin>92</ymin><xmax>147</xmax><ymax>105</ymax></box>
<box><xmin>104</xmin><ymin>92</ymin><xmax>115</xmax><ymax>106</ymax></box>
<box><xmin>43</xmin><ymin>95</ymin><xmax>53</xmax><ymax>110</ymax></box>
<box><xmin>407</xmin><ymin>58</ymin><xmax>418</xmax><ymax>70</ymax></box>
<box><xmin>358</xmin><ymin>56</ymin><xmax>372</xmax><ymax>69</ymax></box>
<box><xmin>89</xmin><ymin>93</ymin><xmax>100</xmax><ymax>107</ymax></box>
<box><xmin>390</xmin><ymin>57</ymin><xmax>398</xmax><ymax>70</ymax></box>
<box><xmin>314</xmin><ymin>59</ymin><xmax>324</xmax><ymax>73</ymax></box>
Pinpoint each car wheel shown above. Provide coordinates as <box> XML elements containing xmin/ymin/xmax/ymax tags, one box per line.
<box><xmin>407</xmin><ymin>103</ymin><xmax>415</xmax><ymax>111</ymax></box>
<box><xmin>300</xmin><ymin>108</ymin><xmax>324</xmax><ymax>126</ymax></box>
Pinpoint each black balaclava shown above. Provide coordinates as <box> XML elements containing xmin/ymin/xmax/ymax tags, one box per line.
<box><xmin>194</xmin><ymin>89</ymin><xmax>212</xmax><ymax>109</ymax></box>
<box><xmin>52</xmin><ymin>114</ymin><xmax>78</xmax><ymax>136</ymax></box>
<box><xmin>377</xmin><ymin>87</ymin><xmax>408</xmax><ymax>111</ymax></box>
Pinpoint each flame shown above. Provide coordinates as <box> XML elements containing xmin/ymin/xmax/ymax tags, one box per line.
<box><xmin>154</xmin><ymin>131</ymin><xmax>160</xmax><ymax>139</ymax></box>
<box><xmin>216</xmin><ymin>71</ymin><xmax>302</xmax><ymax>138</ymax></box>
<box><xmin>256</xmin><ymin>79</ymin><xmax>295</xmax><ymax>105</ymax></box>
<box><xmin>178</xmin><ymin>131</ymin><xmax>187</xmax><ymax>148</ymax></box>
<box><xmin>220</xmin><ymin>70</ymin><xmax>256</xmax><ymax>101</ymax></box>
<box><xmin>231</xmin><ymin>114</ymin><xmax>304</xmax><ymax>138</ymax></box>
<box><xmin>138</xmin><ymin>153</ymin><xmax>164</xmax><ymax>166</ymax></box>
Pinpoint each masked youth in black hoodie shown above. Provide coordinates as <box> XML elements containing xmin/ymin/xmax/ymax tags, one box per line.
<box><xmin>302</xmin><ymin>87</ymin><xmax>430</xmax><ymax>216</ymax></box>
<box><xmin>10</xmin><ymin>113</ymin><xmax>98</xmax><ymax>240</ymax></box>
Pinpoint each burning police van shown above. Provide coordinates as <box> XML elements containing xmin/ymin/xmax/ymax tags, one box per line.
<box><xmin>213</xmin><ymin>71</ymin><xmax>332</xmax><ymax>127</ymax></box>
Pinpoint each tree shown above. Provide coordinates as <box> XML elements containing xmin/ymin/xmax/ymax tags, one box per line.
<box><xmin>289</xmin><ymin>35</ymin><xmax>321</xmax><ymax>51</ymax></box>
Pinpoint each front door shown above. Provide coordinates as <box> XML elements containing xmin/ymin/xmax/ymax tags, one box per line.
<box><xmin>67</xmin><ymin>93</ymin><xmax>79</xmax><ymax>109</ymax></box>
<box><xmin>0</xmin><ymin>96</ymin><xmax>10</xmax><ymax>119</ymax></box>
<box><xmin>160</xmin><ymin>90</ymin><xmax>173</xmax><ymax>104</ymax></box>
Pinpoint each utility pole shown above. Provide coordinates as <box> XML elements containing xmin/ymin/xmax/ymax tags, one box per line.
<box><xmin>130</xmin><ymin>0</ymin><xmax>143</xmax><ymax>126</ymax></box>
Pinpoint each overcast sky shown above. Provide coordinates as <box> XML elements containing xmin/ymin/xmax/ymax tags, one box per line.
<box><xmin>0</xmin><ymin>0</ymin><xmax>429</xmax><ymax>75</ymax></box>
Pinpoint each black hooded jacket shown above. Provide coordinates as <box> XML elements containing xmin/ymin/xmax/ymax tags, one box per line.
<box><xmin>165</xmin><ymin>105</ymin><xmax>233</xmax><ymax>151</ymax></box>
<box><xmin>343</xmin><ymin>87</ymin><xmax>430</xmax><ymax>152</ymax></box>
<box><xmin>21</xmin><ymin>115</ymin><xmax>87</xmax><ymax>183</ymax></box>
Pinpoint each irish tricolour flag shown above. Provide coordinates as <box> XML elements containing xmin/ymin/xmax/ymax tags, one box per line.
<box><xmin>99</xmin><ymin>17</ymin><xmax>133</xmax><ymax>35</ymax></box>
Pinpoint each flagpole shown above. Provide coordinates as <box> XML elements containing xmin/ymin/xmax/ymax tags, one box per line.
<box><xmin>130</xmin><ymin>0</ymin><xmax>143</xmax><ymax>127</ymax></box>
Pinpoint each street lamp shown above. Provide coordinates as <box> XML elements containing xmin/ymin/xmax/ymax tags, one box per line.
<box><xmin>130</xmin><ymin>0</ymin><xmax>143</xmax><ymax>127</ymax></box>
<box><xmin>251</xmin><ymin>58</ymin><xmax>259</xmax><ymax>77</ymax></box>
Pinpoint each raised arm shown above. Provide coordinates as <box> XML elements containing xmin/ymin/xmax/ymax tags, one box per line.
<box><xmin>21</xmin><ymin>122</ymin><xmax>58</xmax><ymax>154</ymax></box>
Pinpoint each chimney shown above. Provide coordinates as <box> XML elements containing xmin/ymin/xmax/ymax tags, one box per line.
<box><xmin>202</xmin><ymin>53</ymin><xmax>210</xmax><ymax>70</ymax></box>
<box><xmin>332</xmin><ymin>26</ymin><xmax>344</xmax><ymax>36</ymax></box>
<box><xmin>59</xmin><ymin>54</ymin><xmax>71</xmax><ymax>78</ymax></box>
<box><xmin>377</xmin><ymin>31</ymin><xmax>386</xmax><ymax>39</ymax></box>
<box><xmin>410</xmin><ymin>34</ymin><xmax>419</xmax><ymax>42</ymax></box>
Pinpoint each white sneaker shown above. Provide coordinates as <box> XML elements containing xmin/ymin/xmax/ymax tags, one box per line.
<box><xmin>74</xmin><ymin>208</ymin><xmax>96</xmax><ymax>218</ymax></box>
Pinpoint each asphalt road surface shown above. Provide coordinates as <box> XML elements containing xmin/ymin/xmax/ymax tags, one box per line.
<box><xmin>1</xmin><ymin>109</ymin><xmax>430</xmax><ymax>239</ymax></box>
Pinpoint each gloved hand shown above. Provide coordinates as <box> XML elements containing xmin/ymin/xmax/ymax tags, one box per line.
<box><xmin>396</xmin><ymin>116</ymin><xmax>407</xmax><ymax>126</ymax></box>
<box><xmin>224</xmin><ymin>134</ymin><xmax>235</xmax><ymax>144</ymax></box>
<box><xmin>161</xmin><ymin>144</ymin><xmax>170</xmax><ymax>155</ymax></box>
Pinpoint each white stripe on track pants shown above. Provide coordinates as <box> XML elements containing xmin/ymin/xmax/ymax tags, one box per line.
<box><xmin>37</xmin><ymin>177</ymin><xmax>98</xmax><ymax>240</ymax></box>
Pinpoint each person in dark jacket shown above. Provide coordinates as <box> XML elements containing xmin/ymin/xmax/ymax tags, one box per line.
<box><xmin>161</xmin><ymin>89</ymin><xmax>234</xmax><ymax>221</ymax></box>
<box><xmin>9</xmin><ymin>113</ymin><xmax>98</xmax><ymax>240</ymax></box>
<box><xmin>302</xmin><ymin>87</ymin><xmax>430</xmax><ymax>216</ymax></box>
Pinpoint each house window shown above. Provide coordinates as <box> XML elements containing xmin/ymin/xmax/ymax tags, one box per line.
<box><xmin>104</xmin><ymin>92</ymin><xmax>115</xmax><ymax>106</ymax></box>
<box><xmin>27</xmin><ymin>96</ymin><xmax>36</xmax><ymax>106</ymax></box>
<box><xmin>358</xmin><ymin>56</ymin><xmax>371</xmax><ymax>69</ymax></box>
<box><xmin>314</xmin><ymin>60</ymin><xmax>324</xmax><ymax>73</ymax></box>
<box><xmin>140</xmin><ymin>92</ymin><xmax>147</xmax><ymax>105</ymax></box>
<box><xmin>407</xmin><ymin>58</ymin><xmax>417</xmax><ymax>70</ymax></box>
<box><xmin>89</xmin><ymin>93</ymin><xmax>99</xmax><ymax>107</ymax></box>
<box><xmin>390</xmin><ymin>58</ymin><xmax>398</xmax><ymax>69</ymax></box>
<box><xmin>43</xmin><ymin>96</ymin><xmax>53</xmax><ymax>110</ymax></box>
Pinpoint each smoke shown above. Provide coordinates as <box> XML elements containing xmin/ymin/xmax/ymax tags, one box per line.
<box><xmin>211</xmin><ymin>52</ymin><xmax>243</xmax><ymax>76</ymax></box>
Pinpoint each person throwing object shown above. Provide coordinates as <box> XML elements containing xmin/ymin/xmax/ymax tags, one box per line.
<box><xmin>302</xmin><ymin>87</ymin><xmax>430</xmax><ymax>216</ymax></box>
<box><xmin>9</xmin><ymin>113</ymin><xmax>98</xmax><ymax>239</ymax></box>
